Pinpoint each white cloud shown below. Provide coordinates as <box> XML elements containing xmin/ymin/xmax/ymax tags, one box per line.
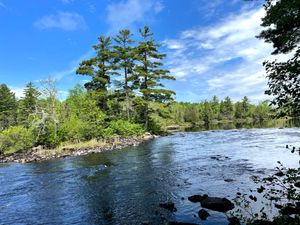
<box><xmin>106</xmin><ymin>0</ymin><xmax>164</xmax><ymax>32</ymax></box>
<box><xmin>164</xmin><ymin>7</ymin><xmax>282</xmax><ymax>103</ymax></box>
<box><xmin>10</xmin><ymin>86</ymin><xmax>25</xmax><ymax>99</ymax></box>
<box><xmin>34</xmin><ymin>11</ymin><xmax>87</xmax><ymax>31</ymax></box>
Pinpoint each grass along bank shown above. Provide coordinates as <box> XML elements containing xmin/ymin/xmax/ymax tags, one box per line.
<box><xmin>0</xmin><ymin>133</ymin><xmax>158</xmax><ymax>164</ymax></box>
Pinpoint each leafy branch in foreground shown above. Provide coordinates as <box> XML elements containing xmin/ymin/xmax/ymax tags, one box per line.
<box><xmin>229</xmin><ymin>145</ymin><xmax>300</xmax><ymax>225</ymax></box>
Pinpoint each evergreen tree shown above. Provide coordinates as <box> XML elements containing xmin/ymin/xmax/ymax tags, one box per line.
<box><xmin>235</xmin><ymin>102</ymin><xmax>243</xmax><ymax>119</ymax></box>
<box><xmin>135</xmin><ymin>26</ymin><xmax>175</xmax><ymax>129</ymax></box>
<box><xmin>210</xmin><ymin>95</ymin><xmax>220</xmax><ymax>120</ymax></box>
<box><xmin>18</xmin><ymin>82</ymin><xmax>40</xmax><ymax>126</ymax></box>
<box><xmin>0</xmin><ymin>84</ymin><xmax>17</xmax><ymax>130</ymax></box>
<box><xmin>241</xmin><ymin>96</ymin><xmax>250</xmax><ymax>118</ymax></box>
<box><xmin>257</xmin><ymin>0</ymin><xmax>300</xmax><ymax>116</ymax></box>
<box><xmin>220</xmin><ymin>96</ymin><xmax>234</xmax><ymax>119</ymax></box>
<box><xmin>76</xmin><ymin>35</ymin><xmax>116</xmax><ymax>110</ymax></box>
<box><xmin>202</xmin><ymin>100</ymin><xmax>212</xmax><ymax>124</ymax></box>
<box><xmin>113</xmin><ymin>29</ymin><xmax>136</xmax><ymax>120</ymax></box>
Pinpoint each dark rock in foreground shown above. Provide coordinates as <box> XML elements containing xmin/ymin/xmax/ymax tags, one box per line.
<box><xmin>188</xmin><ymin>194</ymin><xmax>234</xmax><ymax>212</ymax></box>
<box><xmin>200</xmin><ymin>196</ymin><xmax>234</xmax><ymax>212</ymax></box>
<box><xmin>159</xmin><ymin>202</ymin><xmax>177</xmax><ymax>212</ymax></box>
<box><xmin>188</xmin><ymin>194</ymin><xmax>207</xmax><ymax>203</ymax></box>
<box><xmin>167</xmin><ymin>222</ymin><xmax>198</xmax><ymax>225</ymax></box>
<box><xmin>198</xmin><ymin>209</ymin><xmax>210</xmax><ymax>220</ymax></box>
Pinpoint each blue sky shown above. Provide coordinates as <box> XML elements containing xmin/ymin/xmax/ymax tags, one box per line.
<box><xmin>0</xmin><ymin>0</ymin><xmax>279</xmax><ymax>103</ymax></box>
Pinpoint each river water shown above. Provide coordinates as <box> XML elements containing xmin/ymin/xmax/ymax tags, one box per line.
<box><xmin>0</xmin><ymin>127</ymin><xmax>300</xmax><ymax>225</ymax></box>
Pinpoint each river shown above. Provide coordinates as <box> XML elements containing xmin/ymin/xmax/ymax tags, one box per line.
<box><xmin>0</xmin><ymin>127</ymin><xmax>300</xmax><ymax>225</ymax></box>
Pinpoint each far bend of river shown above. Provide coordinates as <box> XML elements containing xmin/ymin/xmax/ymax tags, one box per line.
<box><xmin>1</xmin><ymin>127</ymin><xmax>300</xmax><ymax>225</ymax></box>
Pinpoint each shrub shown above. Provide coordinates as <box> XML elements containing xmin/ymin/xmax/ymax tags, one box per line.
<box><xmin>107</xmin><ymin>120</ymin><xmax>144</xmax><ymax>136</ymax></box>
<box><xmin>0</xmin><ymin>126</ymin><xmax>35</xmax><ymax>155</ymax></box>
<box><xmin>59</xmin><ymin>116</ymin><xmax>90</xmax><ymax>142</ymax></box>
<box><xmin>148</xmin><ymin>115</ymin><xmax>166</xmax><ymax>134</ymax></box>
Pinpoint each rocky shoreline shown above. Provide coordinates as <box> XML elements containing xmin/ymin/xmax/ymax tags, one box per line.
<box><xmin>0</xmin><ymin>133</ymin><xmax>159</xmax><ymax>164</ymax></box>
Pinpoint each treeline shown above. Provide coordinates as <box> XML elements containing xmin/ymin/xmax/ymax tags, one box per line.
<box><xmin>0</xmin><ymin>81</ymin><xmax>272</xmax><ymax>155</ymax></box>
<box><xmin>166</xmin><ymin>96</ymin><xmax>272</xmax><ymax>125</ymax></box>
<box><xmin>0</xmin><ymin>26</ymin><xmax>273</xmax><ymax>155</ymax></box>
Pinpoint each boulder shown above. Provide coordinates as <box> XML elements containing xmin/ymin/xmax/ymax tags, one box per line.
<box><xmin>159</xmin><ymin>202</ymin><xmax>177</xmax><ymax>212</ymax></box>
<box><xmin>143</xmin><ymin>132</ymin><xmax>154</xmax><ymax>141</ymax></box>
<box><xmin>188</xmin><ymin>194</ymin><xmax>207</xmax><ymax>203</ymax></box>
<box><xmin>200</xmin><ymin>196</ymin><xmax>234</xmax><ymax>212</ymax></box>
<box><xmin>198</xmin><ymin>209</ymin><xmax>210</xmax><ymax>220</ymax></box>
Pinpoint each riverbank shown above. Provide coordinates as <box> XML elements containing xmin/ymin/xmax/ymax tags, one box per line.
<box><xmin>0</xmin><ymin>133</ymin><xmax>159</xmax><ymax>164</ymax></box>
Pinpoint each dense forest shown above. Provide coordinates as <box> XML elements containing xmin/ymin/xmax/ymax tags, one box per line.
<box><xmin>0</xmin><ymin>26</ymin><xmax>272</xmax><ymax>155</ymax></box>
<box><xmin>0</xmin><ymin>80</ymin><xmax>272</xmax><ymax>156</ymax></box>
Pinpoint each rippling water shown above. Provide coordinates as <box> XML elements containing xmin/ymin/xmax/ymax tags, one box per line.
<box><xmin>1</xmin><ymin>128</ymin><xmax>300</xmax><ymax>225</ymax></box>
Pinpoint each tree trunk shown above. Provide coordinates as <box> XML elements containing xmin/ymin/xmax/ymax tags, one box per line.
<box><xmin>124</xmin><ymin>67</ymin><xmax>130</xmax><ymax>121</ymax></box>
<box><xmin>144</xmin><ymin>103</ymin><xmax>148</xmax><ymax>130</ymax></box>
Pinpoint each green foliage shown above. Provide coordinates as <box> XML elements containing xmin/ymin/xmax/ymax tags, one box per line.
<box><xmin>231</xmin><ymin>145</ymin><xmax>300</xmax><ymax>224</ymax></box>
<box><xmin>106</xmin><ymin>120</ymin><xmax>144</xmax><ymax>136</ymax></box>
<box><xmin>113</xmin><ymin>29</ymin><xmax>136</xmax><ymax>120</ymax></box>
<box><xmin>0</xmin><ymin>126</ymin><xmax>34</xmax><ymax>155</ymax></box>
<box><xmin>135</xmin><ymin>26</ymin><xmax>176</xmax><ymax>103</ymax></box>
<box><xmin>33</xmin><ymin>117</ymin><xmax>60</xmax><ymax>148</ymax></box>
<box><xmin>252</xmin><ymin>102</ymin><xmax>272</xmax><ymax>122</ymax></box>
<box><xmin>0</xmin><ymin>84</ymin><xmax>17</xmax><ymax>130</ymax></box>
<box><xmin>76</xmin><ymin>35</ymin><xmax>116</xmax><ymax>110</ymax></box>
<box><xmin>257</xmin><ymin>0</ymin><xmax>300</xmax><ymax>116</ymax></box>
<box><xmin>59</xmin><ymin>116</ymin><xmax>90</xmax><ymax>142</ymax></box>
<box><xmin>220</xmin><ymin>96</ymin><xmax>234</xmax><ymax>120</ymax></box>
<box><xmin>17</xmin><ymin>82</ymin><xmax>40</xmax><ymax>126</ymax></box>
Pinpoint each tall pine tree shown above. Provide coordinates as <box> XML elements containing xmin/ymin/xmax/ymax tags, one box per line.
<box><xmin>18</xmin><ymin>82</ymin><xmax>40</xmax><ymax>126</ymax></box>
<box><xmin>76</xmin><ymin>35</ymin><xmax>116</xmax><ymax>110</ymax></box>
<box><xmin>135</xmin><ymin>26</ymin><xmax>175</xmax><ymax>129</ymax></box>
<box><xmin>113</xmin><ymin>29</ymin><xmax>136</xmax><ymax>120</ymax></box>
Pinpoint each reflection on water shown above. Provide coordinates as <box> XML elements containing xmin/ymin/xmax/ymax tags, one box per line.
<box><xmin>0</xmin><ymin>126</ymin><xmax>300</xmax><ymax>225</ymax></box>
<box><xmin>185</xmin><ymin>119</ymin><xmax>300</xmax><ymax>132</ymax></box>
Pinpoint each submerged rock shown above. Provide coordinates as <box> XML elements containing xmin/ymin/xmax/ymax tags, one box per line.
<box><xmin>198</xmin><ymin>209</ymin><xmax>210</xmax><ymax>220</ymax></box>
<box><xmin>224</xmin><ymin>178</ymin><xmax>235</xmax><ymax>182</ymax></box>
<box><xmin>210</xmin><ymin>155</ymin><xmax>230</xmax><ymax>161</ymax></box>
<box><xmin>210</xmin><ymin>155</ymin><xmax>222</xmax><ymax>160</ymax></box>
<box><xmin>159</xmin><ymin>202</ymin><xmax>177</xmax><ymax>212</ymax></box>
